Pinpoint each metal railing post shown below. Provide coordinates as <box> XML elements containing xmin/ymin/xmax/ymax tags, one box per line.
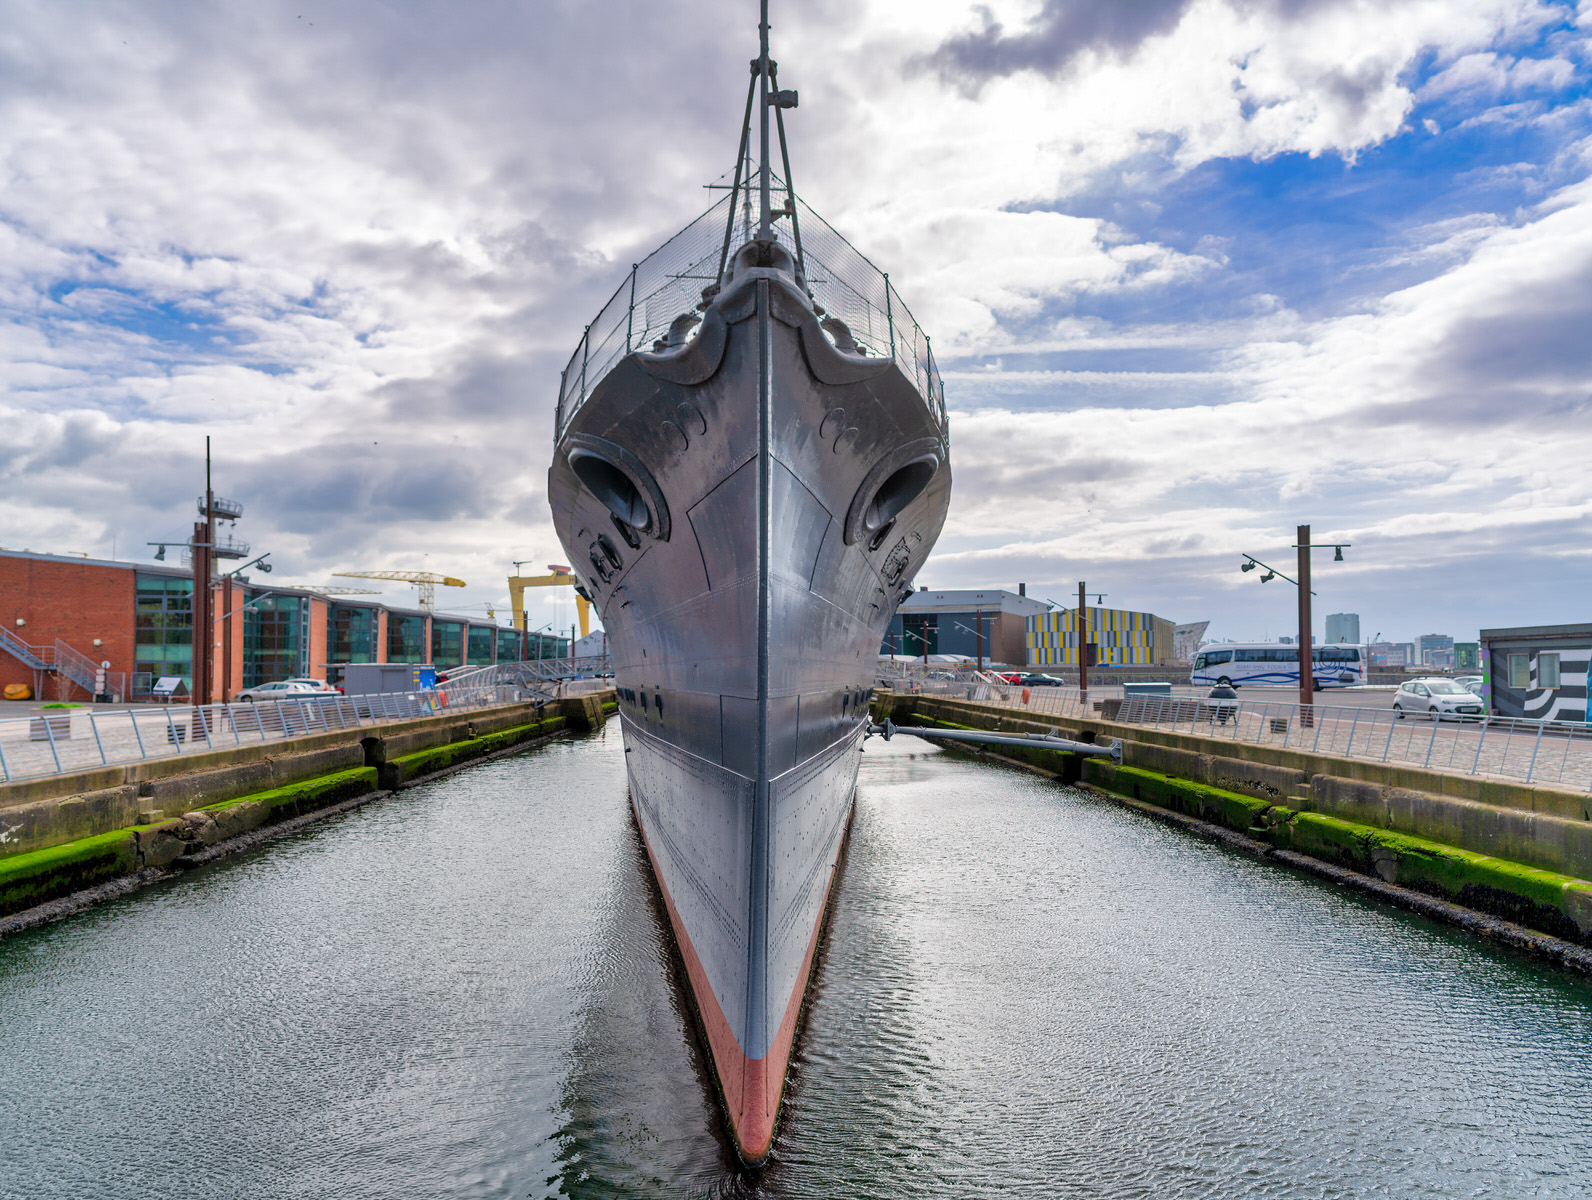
<box><xmin>883</xmin><ymin>274</ymin><xmax>895</xmax><ymax>364</ymax></box>
<box><xmin>164</xmin><ymin>707</ymin><xmax>180</xmax><ymax>753</ymax></box>
<box><xmin>130</xmin><ymin>710</ymin><xmax>148</xmax><ymax>760</ymax></box>
<box><xmin>1312</xmin><ymin>706</ymin><xmax>1326</xmax><ymax>752</ymax></box>
<box><xmin>89</xmin><ymin>710</ymin><xmax>107</xmax><ymax>766</ymax></box>
<box><xmin>1345</xmin><ymin>708</ymin><xmax>1360</xmax><ymax>758</ymax></box>
<box><xmin>253</xmin><ymin>704</ymin><xmax>267</xmax><ymax>740</ymax></box>
<box><xmin>1469</xmin><ymin>718</ymin><xmax>1488</xmax><ymax>775</ymax></box>
<box><xmin>230</xmin><ymin>705</ymin><xmax>242</xmax><ymax>746</ymax></box>
<box><xmin>1526</xmin><ymin>719</ymin><xmax>1546</xmax><ymax>784</ymax></box>
<box><xmin>625</xmin><ymin>264</ymin><xmax>638</xmax><ymax>352</ymax></box>
<box><xmin>0</xmin><ymin>732</ymin><xmax>11</xmax><ymax>781</ymax></box>
<box><xmin>39</xmin><ymin>711</ymin><xmax>64</xmax><ymax>773</ymax></box>
<box><xmin>579</xmin><ymin>327</ymin><xmax>590</xmax><ymax>410</ymax></box>
<box><xmin>1381</xmin><ymin>711</ymin><xmax>1397</xmax><ymax>762</ymax></box>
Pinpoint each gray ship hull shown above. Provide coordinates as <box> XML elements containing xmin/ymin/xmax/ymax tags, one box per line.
<box><xmin>549</xmin><ymin>238</ymin><xmax>949</xmax><ymax>1160</ymax></box>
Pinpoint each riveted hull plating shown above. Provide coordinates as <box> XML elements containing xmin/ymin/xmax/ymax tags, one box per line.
<box><xmin>549</xmin><ymin>251</ymin><xmax>949</xmax><ymax>1162</ymax></box>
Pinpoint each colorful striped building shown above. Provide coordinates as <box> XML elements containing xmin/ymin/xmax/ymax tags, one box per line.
<box><xmin>1027</xmin><ymin>606</ymin><xmax>1177</xmax><ymax>667</ymax></box>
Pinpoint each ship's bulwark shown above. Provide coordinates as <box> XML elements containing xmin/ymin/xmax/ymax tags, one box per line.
<box><xmin>549</xmin><ymin>244</ymin><xmax>950</xmax><ymax>1161</ymax></box>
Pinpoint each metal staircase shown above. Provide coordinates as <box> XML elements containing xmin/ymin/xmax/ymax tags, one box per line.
<box><xmin>0</xmin><ymin>627</ymin><xmax>126</xmax><ymax>699</ymax></box>
<box><xmin>0</xmin><ymin>625</ymin><xmax>53</xmax><ymax>671</ymax></box>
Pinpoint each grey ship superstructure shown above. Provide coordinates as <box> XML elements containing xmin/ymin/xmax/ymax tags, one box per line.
<box><xmin>547</xmin><ymin>6</ymin><xmax>950</xmax><ymax>1162</ymax></box>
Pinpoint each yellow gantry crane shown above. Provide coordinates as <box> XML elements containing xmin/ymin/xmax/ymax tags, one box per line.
<box><xmin>509</xmin><ymin>564</ymin><xmax>590</xmax><ymax>641</ymax></box>
<box><xmin>334</xmin><ymin>570</ymin><xmax>465</xmax><ymax>611</ymax></box>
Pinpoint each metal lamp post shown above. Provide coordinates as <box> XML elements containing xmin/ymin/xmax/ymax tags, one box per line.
<box><xmin>1239</xmin><ymin>526</ymin><xmax>1348</xmax><ymax>722</ymax></box>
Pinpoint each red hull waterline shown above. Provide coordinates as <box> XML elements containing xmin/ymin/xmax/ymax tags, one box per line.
<box><xmin>632</xmin><ymin>796</ymin><xmax>846</xmax><ymax>1163</ymax></box>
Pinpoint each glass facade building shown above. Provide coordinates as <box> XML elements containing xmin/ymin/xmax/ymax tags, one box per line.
<box><xmin>328</xmin><ymin>604</ymin><xmax>377</xmax><ymax>665</ymax></box>
<box><xmin>496</xmin><ymin>628</ymin><xmax>522</xmax><ymax>662</ymax></box>
<box><xmin>242</xmin><ymin>592</ymin><xmax>303</xmax><ymax>687</ymax></box>
<box><xmin>431</xmin><ymin>620</ymin><xmax>464</xmax><ymax>669</ymax></box>
<box><xmin>467</xmin><ymin>625</ymin><xmax>495</xmax><ymax>666</ymax></box>
<box><xmin>387</xmin><ymin>614</ymin><xmax>427</xmax><ymax>663</ymax></box>
<box><xmin>133</xmin><ymin>573</ymin><xmax>193</xmax><ymax>691</ymax></box>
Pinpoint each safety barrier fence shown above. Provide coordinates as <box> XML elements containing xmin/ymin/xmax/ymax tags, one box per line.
<box><xmin>0</xmin><ymin>684</ymin><xmax>549</xmax><ymax>785</ymax></box>
<box><xmin>554</xmin><ymin>178</ymin><xmax>945</xmax><ymax>443</ymax></box>
<box><xmin>886</xmin><ymin>680</ymin><xmax>1592</xmax><ymax>793</ymax></box>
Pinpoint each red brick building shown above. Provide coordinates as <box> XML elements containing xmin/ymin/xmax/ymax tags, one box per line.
<box><xmin>0</xmin><ymin>549</ymin><xmax>565</xmax><ymax>703</ymax></box>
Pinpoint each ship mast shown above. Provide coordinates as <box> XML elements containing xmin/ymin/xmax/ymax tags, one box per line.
<box><xmin>756</xmin><ymin>0</ymin><xmax>773</xmax><ymax>243</ymax></box>
<box><xmin>718</xmin><ymin>0</ymin><xmax>803</xmax><ymax>282</ymax></box>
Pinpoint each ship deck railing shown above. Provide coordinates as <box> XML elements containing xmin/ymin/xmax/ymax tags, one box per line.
<box><xmin>555</xmin><ymin>176</ymin><xmax>947</xmax><ymax>444</ymax></box>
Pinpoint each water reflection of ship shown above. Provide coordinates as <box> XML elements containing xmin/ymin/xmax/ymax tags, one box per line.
<box><xmin>546</xmin><ymin>2</ymin><xmax>951</xmax><ymax>1163</ymax></box>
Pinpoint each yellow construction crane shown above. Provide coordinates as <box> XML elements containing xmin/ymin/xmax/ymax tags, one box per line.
<box><xmin>509</xmin><ymin>564</ymin><xmax>591</xmax><ymax>640</ymax></box>
<box><xmin>334</xmin><ymin>570</ymin><xmax>465</xmax><ymax>611</ymax></box>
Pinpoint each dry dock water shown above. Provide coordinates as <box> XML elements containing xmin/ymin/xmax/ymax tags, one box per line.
<box><xmin>2</xmin><ymin>722</ymin><xmax>1590</xmax><ymax>1198</ymax></box>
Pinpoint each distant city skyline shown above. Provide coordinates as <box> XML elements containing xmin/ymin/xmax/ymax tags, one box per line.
<box><xmin>1</xmin><ymin>1</ymin><xmax>1588</xmax><ymax>637</ymax></box>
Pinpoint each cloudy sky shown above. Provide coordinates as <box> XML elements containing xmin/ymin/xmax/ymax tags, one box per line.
<box><xmin>2</xmin><ymin>0</ymin><xmax>1589</xmax><ymax>645</ymax></box>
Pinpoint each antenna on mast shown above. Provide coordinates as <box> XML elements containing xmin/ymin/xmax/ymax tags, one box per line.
<box><xmin>717</xmin><ymin>1</ymin><xmax>803</xmax><ymax>279</ymax></box>
<box><xmin>756</xmin><ymin>0</ymin><xmax>773</xmax><ymax>243</ymax></box>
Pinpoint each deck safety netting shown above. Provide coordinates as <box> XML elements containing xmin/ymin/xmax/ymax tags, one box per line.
<box><xmin>555</xmin><ymin>170</ymin><xmax>946</xmax><ymax>441</ymax></box>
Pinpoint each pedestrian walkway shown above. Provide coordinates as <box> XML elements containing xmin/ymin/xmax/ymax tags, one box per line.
<box><xmin>0</xmin><ymin>684</ymin><xmax>518</xmax><ymax>784</ymax></box>
<box><xmin>889</xmin><ymin>677</ymin><xmax>1592</xmax><ymax>793</ymax></box>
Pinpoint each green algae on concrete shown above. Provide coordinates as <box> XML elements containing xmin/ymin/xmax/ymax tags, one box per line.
<box><xmin>1089</xmin><ymin>763</ymin><xmax>1592</xmax><ymax>945</ymax></box>
<box><xmin>196</xmin><ymin>767</ymin><xmax>379</xmax><ymax>826</ymax></box>
<box><xmin>379</xmin><ymin>716</ymin><xmax>568</xmax><ymax>789</ymax></box>
<box><xmin>0</xmin><ymin>707</ymin><xmax>606</xmax><ymax>925</ymax></box>
<box><xmin>0</xmin><ymin>829</ymin><xmax>138</xmax><ymax>914</ymax></box>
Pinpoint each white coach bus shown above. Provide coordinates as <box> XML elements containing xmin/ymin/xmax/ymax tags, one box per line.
<box><xmin>1191</xmin><ymin>643</ymin><xmax>1367</xmax><ymax>689</ymax></box>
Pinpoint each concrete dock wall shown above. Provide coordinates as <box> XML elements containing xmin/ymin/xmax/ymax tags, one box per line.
<box><xmin>0</xmin><ymin>694</ymin><xmax>616</xmax><ymax>925</ymax></box>
<box><xmin>0</xmin><ymin>698</ymin><xmax>601</xmax><ymax>860</ymax></box>
<box><xmin>878</xmin><ymin>692</ymin><xmax>1592</xmax><ymax>949</ymax></box>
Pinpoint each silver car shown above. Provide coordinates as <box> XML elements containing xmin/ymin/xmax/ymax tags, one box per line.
<box><xmin>233</xmin><ymin>680</ymin><xmax>332</xmax><ymax>703</ymax></box>
<box><xmin>1393</xmin><ymin>678</ymin><xmax>1486</xmax><ymax>721</ymax></box>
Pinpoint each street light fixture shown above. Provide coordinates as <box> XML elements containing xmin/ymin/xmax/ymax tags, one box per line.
<box><xmin>1239</xmin><ymin>527</ymin><xmax>1350</xmax><ymax>715</ymax></box>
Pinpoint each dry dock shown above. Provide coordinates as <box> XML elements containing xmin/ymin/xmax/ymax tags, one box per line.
<box><xmin>877</xmin><ymin>690</ymin><xmax>1592</xmax><ymax>971</ymax></box>
<box><xmin>0</xmin><ymin>693</ymin><xmax>616</xmax><ymax>932</ymax></box>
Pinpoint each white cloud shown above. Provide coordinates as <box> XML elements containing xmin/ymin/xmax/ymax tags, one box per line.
<box><xmin>0</xmin><ymin>0</ymin><xmax>1587</xmax><ymax>638</ymax></box>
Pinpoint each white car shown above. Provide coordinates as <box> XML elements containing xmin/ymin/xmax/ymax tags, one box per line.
<box><xmin>233</xmin><ymin>680</ymin><xmax>335</xmax><ymax>703</ymax></box>
<box><xmin>1393</xmin><ymin>678</ymin><xmax>1486</xmax><ymax>721</ymax></box>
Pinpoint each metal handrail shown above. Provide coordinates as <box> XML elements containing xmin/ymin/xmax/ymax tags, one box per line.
<box><xmin>879</xmin><ymin>683</ymin><xmax>1592</xmax><ymax>793</ymax></box>
<box><xmin>0</xmin><ymin>627</ymin><xmax>54</xmax><ymax>670</ymax></box>
<box><xmin>0</xmin><ymin>678</ymin><xmax>599</xmax><ymax>786</ymax></box>
<box><xmin>554</xmin><ymin>176</ymin><xmax>945</xmax><ymax>444</ymax></box>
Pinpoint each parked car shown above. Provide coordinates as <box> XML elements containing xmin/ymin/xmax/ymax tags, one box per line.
<box><xmin>1019</xmin><ymin>673</ymin><xmax>1066</xmax><ymax>687</ymax></box>
<box><xmin>233</xmin><ymin>680</ymin><xmax>335</xmax><ymax>703</ymax></box>
<box><xmin>1453</xmin><ymin>674</ymin><xmax>1484</xmax><ymax>696</ymax></box>
<box><xmin>995</xmin><ymin>672</ymin><xmax>1025</xmax><ymax>685</ymax></box>
<box><xmin>284</xmin><ymin>677</ymin><xmax>340</xmax><ymax>694</ymax></box>
<box><xmin>1392</xmin><ymin>678</ymin><xmax>1486</xmax><ymax>720</ymax></box>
